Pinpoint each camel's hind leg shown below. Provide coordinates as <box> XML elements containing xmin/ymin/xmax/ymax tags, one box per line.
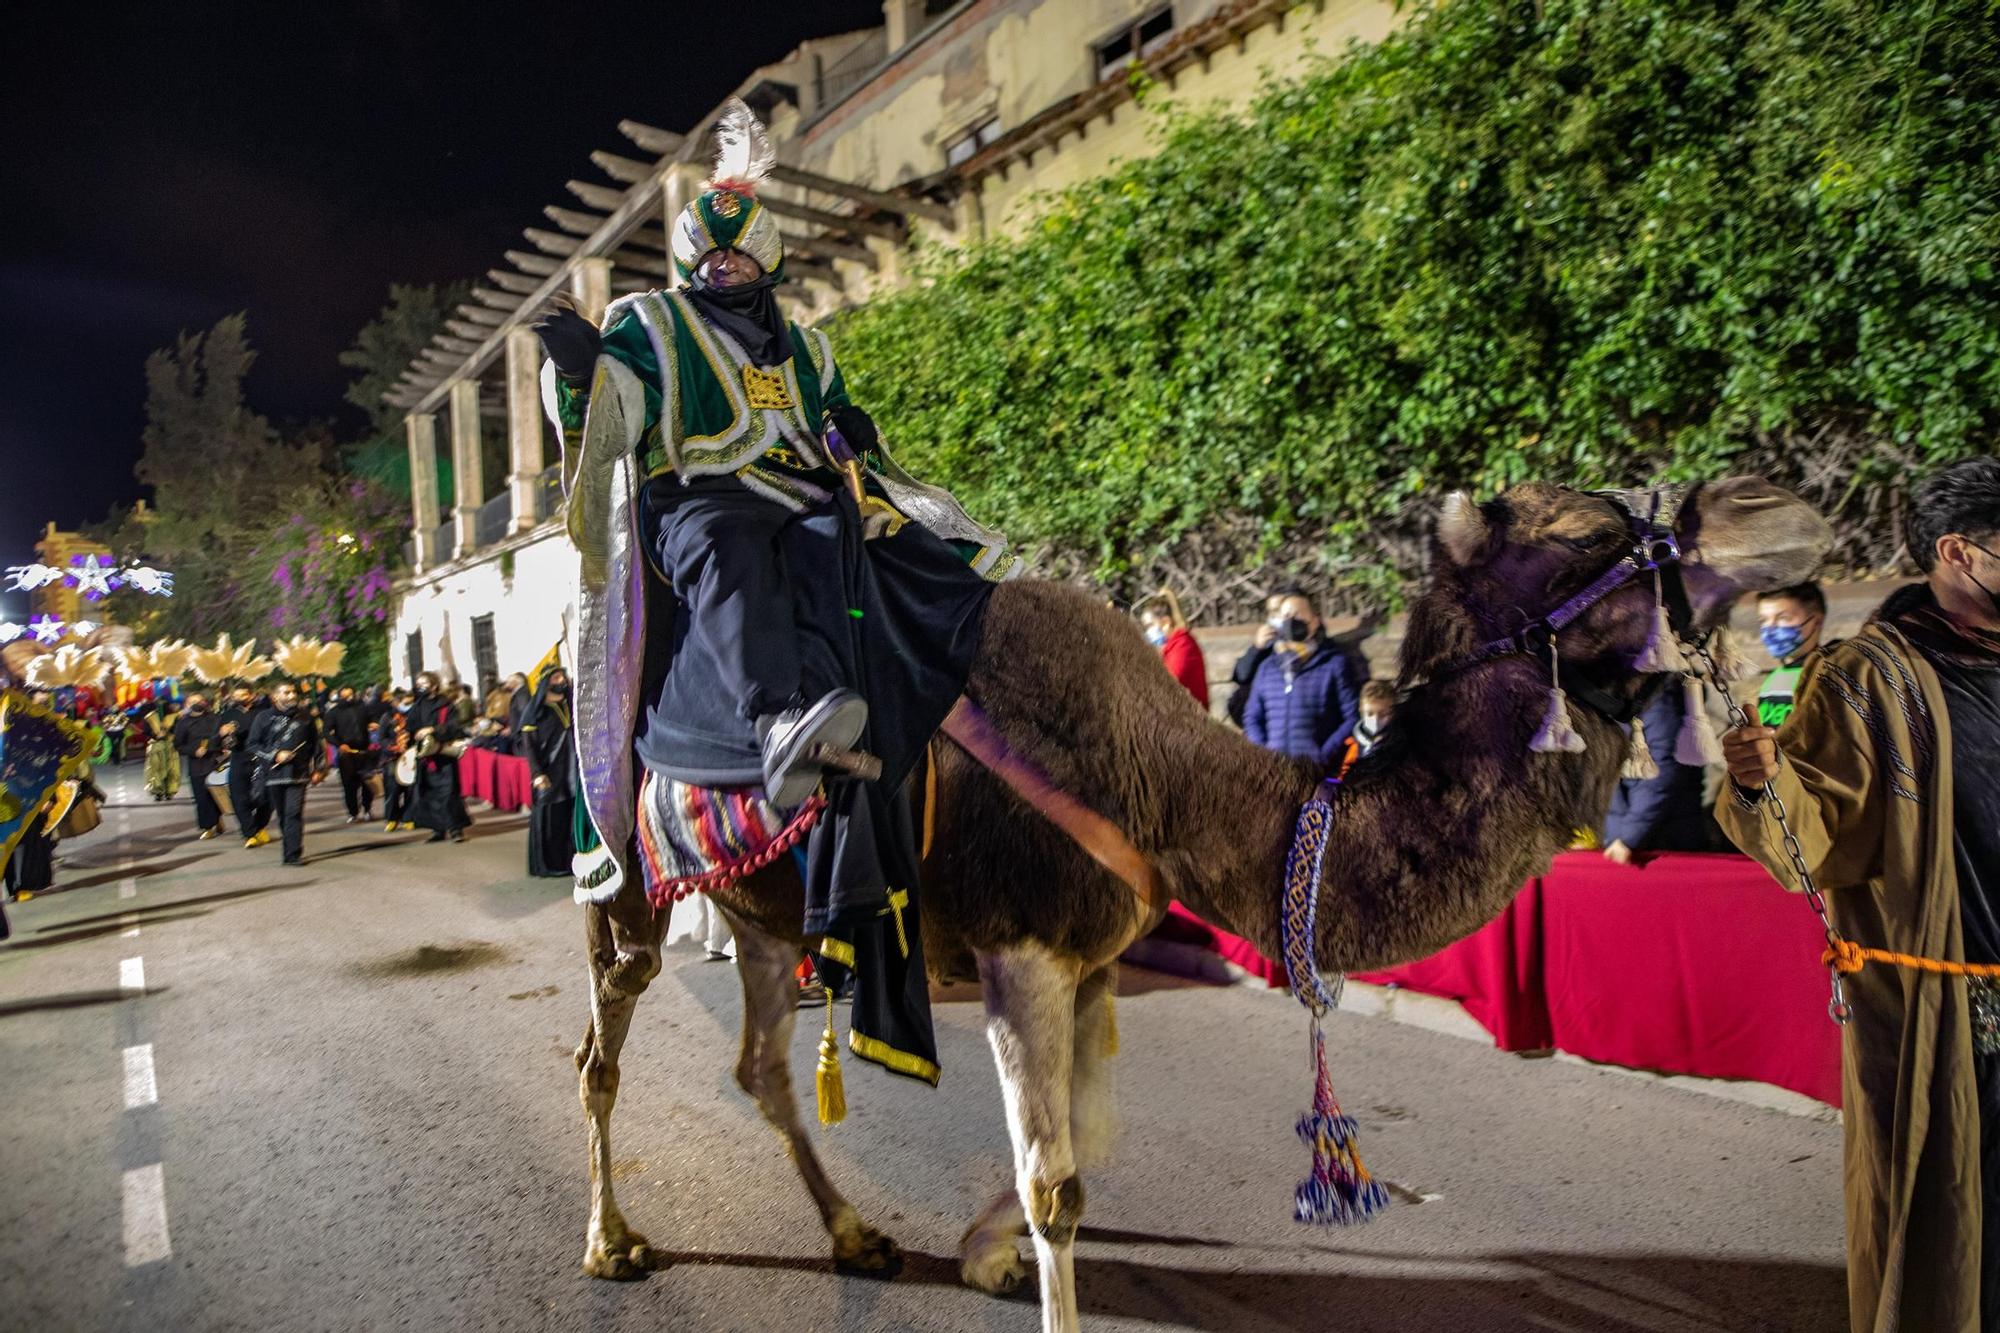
<box><xmin>962</xmin><ymin>962</ymin><xmax>1116</xmax><ymax>1300</ymax></box>
<box><xmin>979</xmin><ymin>944</ymin><xmax>1086</xmax><ymax>1333</ymax></box>
<box><xmin>723</xmin><ymin>907</ymin><xmax>903</xmax><ymax>1276</ymax></box>
<box><xmin>577</xmin><ymin>897</ymin><xmax>663</xmax><ymax>1280</ymax></box>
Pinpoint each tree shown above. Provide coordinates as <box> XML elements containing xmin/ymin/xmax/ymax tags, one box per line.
<box><xmin>338</xmin><ymin>281</ymin><xmax>471</xmax><ymax>500</ymax></box>
<box><xmin>832</xmin><ymin>0</ymin><xmax>2000</xmax><ymax>616</ymax></box>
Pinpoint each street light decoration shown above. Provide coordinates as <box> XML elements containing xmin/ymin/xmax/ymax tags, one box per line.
<box><xmin>4</xmin><ymin>560</ymin><xmax>175</xmax><ymax>597</ymax></box>
<box><xmin>121</xmin><ymin>565</ymin><xmax>175</xmax><ymax>596</ymax></box>
<box><xmin>4</xmin><ymin>564</ymin><xmax>65</xmax><ymax>592</ymax></box>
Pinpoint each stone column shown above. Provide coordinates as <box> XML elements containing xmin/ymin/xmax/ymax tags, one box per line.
<box><xmin>570</xmin><ymin>258</ymin><xmax>611</xmax><ymax>325</ymax></box>
<box><xmin>448</xmin><ymin>379</ymin><xmax>483</xmax><ymax>559</ymax></box>
<box><xmin>504</xmin><ymin>328</ymin><xmax>546</xmax><ymax>532</ymax></box>
<box><xmin>405</xmin><ymin>412</ymin><xmax>441</xmax><ymax>571</ymax></box>
<box><xmin>658</xmin><ymin>164</ymin><xmax>699</xmax><ymax>273</ymax></box>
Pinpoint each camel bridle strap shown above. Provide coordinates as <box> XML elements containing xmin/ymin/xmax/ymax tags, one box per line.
<box><xmin>1426</xmin><ymin>485</ymin><xmax>1698</xmax><ymax>726</ymax></box>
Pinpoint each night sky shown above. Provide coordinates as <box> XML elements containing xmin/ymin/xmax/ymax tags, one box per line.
<box><xmin>0</xmin><ymin>0</ymin><xmax>883</xmax><ymax>611</ymax></box>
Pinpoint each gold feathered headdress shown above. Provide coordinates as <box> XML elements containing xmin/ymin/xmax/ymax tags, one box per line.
<box><xmin>272</xmin><ymin>635</ymin><xmax>346</xmax><ymax>681</ymax></box>
<box><xmin>116</xmin><ymin>639</ymin><xmax>196</xmax><ymax>682</ymax></box>
<box><xmin>26</xmin><ymin>644</ymin><xmax>112</xmax><ymax>690</ymax></box>
<box><xmin>190</xmin><ymin>634</ymin><xmax>258</xmax><ymax>685</ymax></box>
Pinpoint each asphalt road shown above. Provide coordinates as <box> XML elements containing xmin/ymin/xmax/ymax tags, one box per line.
<box><xmin>2</xmin><ymin>763</ymin><xmax>1847</xmax><ymax>1332</ymax></box>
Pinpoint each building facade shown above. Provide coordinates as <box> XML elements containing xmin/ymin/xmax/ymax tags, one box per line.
<box><xmin>388</xmin><ymin>0</ymin><xmax>1396</xmax><ymax>690</ymax></box>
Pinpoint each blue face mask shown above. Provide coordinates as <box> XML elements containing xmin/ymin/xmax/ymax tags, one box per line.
<box><xmin>1760</xmin><ymin>624</ymin><xmax>1808</xmax><ymax>662</ymax></box>
<box><xmin>1144</xmin><ymin>626</ymin><xmax>1169</xmax><ymax>647</ymax></box>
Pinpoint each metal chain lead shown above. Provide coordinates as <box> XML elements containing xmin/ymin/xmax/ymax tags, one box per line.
<box><xmin>1689</xmin><ymin>639</ymin><xmax>1853</xmax><ymax>1025</ymax></box>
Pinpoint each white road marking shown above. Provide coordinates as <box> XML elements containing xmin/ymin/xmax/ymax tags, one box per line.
<box><xmin>119</xmin><ymin>878</ymin><xmax>137</xmax><ymax>900</ymax></box>
<box><xmin>122</xmin><ymin>1044</ymin><xmax>158</xmax><ymax>1108</ymax></box>
<box><xmin>120</xmin><ymin>957</ymin><xmax>146</xmax><ymax>995</ymax></box>
<box><xmin>122</xmin><ymin>1163</ymin><xmax>172</xmax><ymax>1266</ymax></box>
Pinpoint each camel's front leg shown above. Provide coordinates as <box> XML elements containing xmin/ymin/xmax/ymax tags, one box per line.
<box><xmin>961</xmin><ymin>962</ymin><xmax>1117</xmax><ymax>1299</ymax></box>
<box><xmin>980</xmin><ymin>944</ymin><xmax>1085</xmax><ymax>1333</ymax></box>
<box><xmin>723</xmin><ymin>907</ymin><xmax>903</xmax><ymax>1276</ymax></box>
<box><xmin>577</xmin><ymin>898</ymin><xmax>662</xmax><ymax>1279</ymax></box>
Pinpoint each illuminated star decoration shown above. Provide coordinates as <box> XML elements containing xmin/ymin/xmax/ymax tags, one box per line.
<box><xmin>66</xmin><ymin>553</ymin><xmax>121</xmax><ymax>601</ymax></box>
<box><xmin>122</xmin><ymin>564</ymin><xmax>176</xmax><ymax>596</ymax></box>
<box><xmin>5</xmin><ymin>563</ymin><xmax>64</xmax><ymax>592</ymax></box>
<box><xmin>0</xmin><ymin>622</ymin><xmax>25</xmax><ymax>643</ymax></box>
<box><xmin>29</xmin><ymin>614</ymin><xmax>66</xmax><ymax>644</ymax></box>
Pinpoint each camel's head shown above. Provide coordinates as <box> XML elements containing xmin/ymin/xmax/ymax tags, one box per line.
<box><xmin>1403</xmin><ymin>477</ymin><xmax>1833</xmax><ymax>699</ymax></box>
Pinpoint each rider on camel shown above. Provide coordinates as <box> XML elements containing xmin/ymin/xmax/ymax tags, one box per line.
<box><xmin>536</xmin><ymin>100</ymin><xmax>1014</xmax><ymax>1086</ymax></box>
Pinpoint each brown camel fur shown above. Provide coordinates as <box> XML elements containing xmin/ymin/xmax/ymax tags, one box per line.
<box><xmin>571</xmin><ymin>477</ymin><xmax>1833</xmax><ymax>1333</ymax></box>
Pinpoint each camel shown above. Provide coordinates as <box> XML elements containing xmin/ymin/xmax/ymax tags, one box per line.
<box><xmin>571</xmin><ymin>476</ymin><xmax>1833</xmax><ymax>1332</ymax></box>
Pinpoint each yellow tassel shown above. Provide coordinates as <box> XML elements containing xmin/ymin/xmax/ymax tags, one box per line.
<box><xmin>815</xmin><ymin>1000</ymin><xmax>846</xmax><ymax>1125</ymax></box>
<box><xmin>1103</xmin><ymin>991</ymin><xmax>1120</xmax><ymax>1059</ymax></box>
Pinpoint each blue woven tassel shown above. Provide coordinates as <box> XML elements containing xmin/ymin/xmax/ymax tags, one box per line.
<box><xmin>1292</xmin><ymin>1015</ymin><xmax>1388</xmax><ymax>1227</ymax></box>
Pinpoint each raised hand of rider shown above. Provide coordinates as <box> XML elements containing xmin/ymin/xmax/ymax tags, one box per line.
<box><xmin>532</xmin><ymin>300</ymin><xmax>601</xmax><ymax>382</ymax></box>
<box><xmin>827</xmin><ymin>404</ymin><xmax>880</xmax><ymax>456</ymax></box>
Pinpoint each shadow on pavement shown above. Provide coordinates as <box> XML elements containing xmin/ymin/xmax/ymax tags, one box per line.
<box><xmin>25</xmin><ymin>879</ymin><xmax>319</xmax><ymax>934</ymax></box>
<box><xmin>645</xmin><ymin>1245</ymin><xmax>1841</xmax><ymax>1330</ymax></box>
<box><xmin>0</xmin><ymin>986</ymin><xmax>171</xmax><ymax>1019</ymax></box>
<box><xmin>57</xmin><ymin>854</ymin><xmax>218</xmax><ymax>891</ymax></box>
<box><xmin>5</xmin><ymin>911</ymin><xmax>208</xmax><ymax>952</ymax></box>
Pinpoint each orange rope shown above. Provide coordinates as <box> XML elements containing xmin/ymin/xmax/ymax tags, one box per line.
<box><xmin>1823</xmin><ymin>939</ymin><xmax>2000</xmax><ymax>979</ymax></box>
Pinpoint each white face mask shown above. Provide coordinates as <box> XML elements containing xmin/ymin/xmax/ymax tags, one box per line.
<box><xmin>1144</xmin><ymin>625</ymin><xmax>1169</xmax><ymax>647</ymax></box>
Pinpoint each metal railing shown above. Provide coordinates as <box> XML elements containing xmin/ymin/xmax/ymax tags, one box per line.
<box><xmin>474</xmin><ymin>493</ymin><xmax>513</xmax><ymax>548</ymax></box>
<box><xmin>817</xmin><ymin>31</ymin><xmax>888</xmax><ymax>105</ymax></box>
<box><xmin>534</xmin><ymin>464</ymin><xmax>564</xmax><ymax>523</ymax></box>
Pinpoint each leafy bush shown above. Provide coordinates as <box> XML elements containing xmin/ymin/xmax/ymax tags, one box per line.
<box><xmin>833</xmin><ymin>0</ymin><xmax>1999</xmax><ymax>614</ymax></box>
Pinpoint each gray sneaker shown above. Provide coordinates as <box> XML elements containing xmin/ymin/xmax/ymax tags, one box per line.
<box><xmin>756</xmin><ymin>689</ymin><xmax>870</xmax><ymax>809</ymax></box>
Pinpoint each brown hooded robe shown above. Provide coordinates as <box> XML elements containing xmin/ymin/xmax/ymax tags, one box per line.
<box><xmin>1719</xmin><ymin>598</ymin><xmax>1978</xmax><ymax>1332</ymax></box>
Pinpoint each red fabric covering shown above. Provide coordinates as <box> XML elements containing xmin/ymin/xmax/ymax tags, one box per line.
<box><xmin>1155</xmin><ymin>902</ymin><xmax>1285</xmax><ymax>986</ymax></box>
<box><xmin>1537</xmin><ymin>851</ymin><xmax>1842</xmax><ymax>1106</ymax></box>
<box><xmin>1160</xmin><ymin>628</ymin><xmax>1209</xmax><ymax>708</ymax></box>
<box><xmin>458</xmin><ymin>747</ymin><xmax>534</xmax><ymax>813</ymax></box>
<box><xmin>1352</xmin><ymin>887</ymin><xmax>1554</xmax><ymax>1052</ymax></box>
<box><xmin>1142</xmin><ymin>851</ymin><xmax>1842</xmax><ymax>1106</ymax></box>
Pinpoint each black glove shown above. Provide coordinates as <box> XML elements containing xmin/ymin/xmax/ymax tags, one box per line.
<box><xmin>532</xmin><ymin>303</ymin><xmax>602</xmax><ymax>382</ymax></box>
<box><xmin>827</xmin><ymin>404</ymin><xmax>880</xmax><ymax>456</ymax></box>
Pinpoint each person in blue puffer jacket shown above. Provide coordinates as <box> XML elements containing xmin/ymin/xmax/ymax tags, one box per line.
<box><xmin>1242</xmin><ymin>590</ymin><xmax>1364</xmax><ymax>770</ymax></box>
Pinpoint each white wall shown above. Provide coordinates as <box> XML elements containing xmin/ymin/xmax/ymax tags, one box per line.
<box><xmin>388</xmin><ymin>525</ymin><xmax>574</xmax><ymax>689</ymax></box>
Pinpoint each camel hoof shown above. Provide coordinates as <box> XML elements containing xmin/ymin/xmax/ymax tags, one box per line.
<box><xmin>582</xmin><ymin>1232</ymin><xmax>657</xmax><ymax>1281</ymax></box>
<box><xmin>833</xmin><ymin>1221</ymin><xmax>903</xmax><ymax>1279</ymax></box>
<box><xmin>960</xmin><ymin>1239</ymin><xmax>1027</xmax><ymax>1296</ymax></box>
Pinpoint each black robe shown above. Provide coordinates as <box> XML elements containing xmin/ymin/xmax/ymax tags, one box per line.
<box><xmin>407</xmin><ymin>694</ymin><xmax>471</xmax><ymax>834</ymax></box>
<box><xmin>518</xmin><ymin>678</ymin><xmax>576</xmax><ymax>878</ymax></box>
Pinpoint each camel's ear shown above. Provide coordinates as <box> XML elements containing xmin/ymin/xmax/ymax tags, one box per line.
<box><xmin>1437</xmin><ymin>492</ymin><xmax>1491</xmax><ymax>567</ymax></box>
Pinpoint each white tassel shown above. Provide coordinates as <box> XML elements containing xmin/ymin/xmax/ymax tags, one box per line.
<box><xmin>1622</xmin><ymin>716</ymin><xmax>1659</xmax><ymax>779</ymax></box>
<box><xmin>1529</xmin><ymin>646</ymin><xmax>1588</xmax><ymax>754</ymax></box>
<box><xmin>1675</xmin><ymin>675</ymin><xmax>1723</xmax><ymax>766</ymax></box>
<box><xmin>1633</xmin><ymin>570</ymin><xmax>1690</xmax><ymax>673</ymax></box>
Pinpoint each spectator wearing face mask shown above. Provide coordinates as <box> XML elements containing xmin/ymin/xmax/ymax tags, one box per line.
<box><xmin>1241</xmin><ymin>590</ymin><xmax>1363</xmax><ymax>770</ymax></box>
<box><xmin>1336</xmin><ymin>680</ymin><xmax>1397</xmax><ymax>776</ymax></box>
<box><xmin>1226</xmin><ymin>594</ymin><xmax>1284</xmax><ymax>728</ymax></box>
<box><xmin>1138</xmin><ymin>593</ymin><xmax>1209</xmax><ymax>708</ymax></box>
<box><xmin>1755</xmin><ymin>582</ymin><xmax>1832</xmax><ymax>728</ymax></box>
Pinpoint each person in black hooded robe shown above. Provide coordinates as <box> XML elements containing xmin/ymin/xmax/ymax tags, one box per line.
<box><xmin>518</xmin><ymin>667</ymin><xmax>576</xmax><ymax>877</ymax></box>
<box><xmin>407</xmin><ymin>671</ymin><xmax>471</xmax><ymax>843</ymax></box>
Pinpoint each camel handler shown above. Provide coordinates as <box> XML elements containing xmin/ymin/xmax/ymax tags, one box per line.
<box><xmin>1718</xmin><ymin>456</ymin><xmax>2000</xmax><ymax>1332</ymax></box>
<box><xmin>535</xmin><ymin>100</ymin><xmax>1015</xmax><ymax>1089</ymax></box>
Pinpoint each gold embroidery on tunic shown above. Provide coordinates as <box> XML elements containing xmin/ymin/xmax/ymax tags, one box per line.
<box><xmin>742</xmin><ymin>363</ymin><xmax>794</xmax><ymax>410</ymax></box>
